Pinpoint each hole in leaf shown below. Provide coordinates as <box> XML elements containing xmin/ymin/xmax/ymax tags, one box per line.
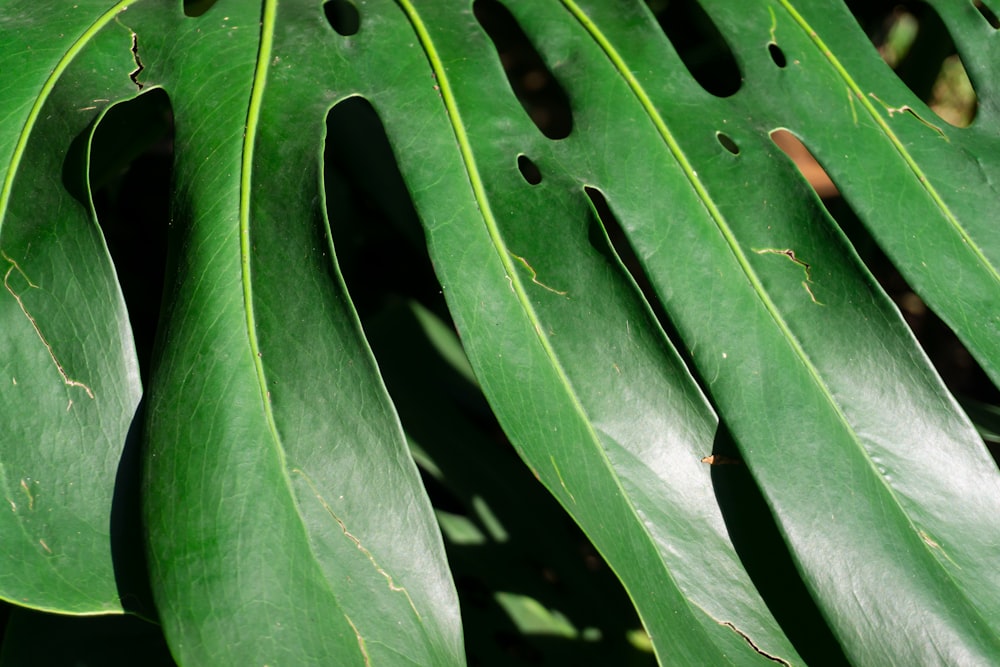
<box><xmin>324</xmin><ymin>0</ymin><xmax>360</xmax><ymax>36</ymax></box>
<box><xmin>974</xmin><ymin>0</ymin><xmax>1000</xmax><ymax>29</ymax></box>
<box><xmin>770</xmin><ymin>130</ymin><xmax>838</xmax><ymax>199</ymax></box>
<box><xmin>716</xmin><ymin>131</ymin><xmax>740</xmax><ymax>155</ymax></box>
<box><xmin>88</xmin><ymin>89</ymin><xmax>173</xmax><ymax>385</ymax></box>
<box><xmin>845</xmin><ymin>0</ymin><xmax>978</xmax><ymax>127</ymax></box>
<box><xmin>474</xmin><ymin>0</ymin><xmax>573</xmax><ymax>140</ymax></box>
<box><xmin>768</xmin><ymin>42</ymin><xmax>787</xmax><ymax>68</ymax></box>
<box><xmin>183</xmin><ymin>0</ymin><xmax>220</xmax><ymax>17</ymax></box>
<box><xmin>643</xmin><ymin>0</ymin><xmax>742</xmax><ymax>97</ymax></box>
<box><xmin>517</xmin><ymin>154</ymin><xmax>542</xmax><ymax>185</ymax></box>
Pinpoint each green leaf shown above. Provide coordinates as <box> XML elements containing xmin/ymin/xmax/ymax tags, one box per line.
<box><xmin>0</xmin><ymin>0</ymin><xmax>142</xmax><ymax>613</ymax></box>
<box><xmin>540</xmin><ymin>1</ymin><xmax>1000</xmax><ymax>664</ymax></box>
<box><xmin>355</xmin><ymin>1</ymin><xmax>803</xmax><ymax>663</ymax></box>
<box><xmin>763</xmin><ymin>0</ymin><xmax>1000</xmax><ymax>386</ymax></box>
<box><xmin>3</xmin><ymin>0</ymin><xmax>1000</xmax><ymax>664</ymax></box>
<box><xmin>126</xmin><ymin>1</ymin><xmax>464</xmax><ymax>663</ymax></box>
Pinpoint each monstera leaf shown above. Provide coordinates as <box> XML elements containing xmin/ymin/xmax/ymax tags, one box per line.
<box><xmin>1</xmin><ymin>0</ymin><xmax>998</xmax><ymax>665</ymax></box>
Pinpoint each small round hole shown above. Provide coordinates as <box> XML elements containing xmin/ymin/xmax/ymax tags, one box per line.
<box><xmin>517</xmin><ymin>155</ymin><xmax>542</xmax><ymax>185</ymax></box>
<box><xmin>716</xmin><ymin>132</ymin><xmax>740</xmax><ymax>155</ymax></box>
<box><xmin>324</xmin><ymin>0</ymin><xmax>360</xmax><ymax>36</ymax></box>
<box><xmin>768</xmin><ymin>43</ymin><xmax>787</xmax><ymax>68</ymax></box>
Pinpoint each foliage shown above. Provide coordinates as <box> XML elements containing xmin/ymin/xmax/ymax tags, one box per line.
<box><xmin>1</xmin><ymin>0</ymin><xmax>999</xmax><ymax>664</ymax></box>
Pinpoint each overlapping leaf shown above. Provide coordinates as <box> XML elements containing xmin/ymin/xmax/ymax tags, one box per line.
<box><xmin>0</xmin><ymin>0</ymin><xmax>142</xmax><ymax>613</ymax></box>
<box><xmin>2</xmin><ymin>0</ymin><xmax>999</xmax><ymax>664</ymax></box>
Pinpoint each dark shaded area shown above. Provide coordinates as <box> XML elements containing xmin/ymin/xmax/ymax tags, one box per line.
<box><xmin>110</xmin><ymin>400</ymin><xmax>159</xmax><ymax>622</ymax></box>
<box><xmin>974</xmin><ymin>0</ymin><xmax>1000</xmax><ymax>29</ymax></box>
<box><xmin>325</xmin><ymin>97</ymin><xmax>654</xmax><ymax>666</ymax></box>
<box><xmin>643</xmin><ymin>0</ymin><xmax>742</xmax><ymax>97</ymax></box>
<box><xmin>768</xmin><ymin>42</ymin><xmax>787</xmax><ymax>68</ymax></box>
<box><xmin>474</xmin><ymin>0</ymin><xmax>574</xmax><ymax>140</ymax></box>
<box><xmin>0</xmin><ymin>607</ymin><xmax>174</xmax><ymax>666</ymax></box>
<box><xmin>716</xmin><ymin>131</ymin><xmax>740</xmax><ymax>155</ymax></box>
<box><xmin>323</xmin><ymin>97</ymin><xmax>444</xmax><ymax>321</ymax></box>
<box><xmin>89</xmin><ymin>89</ymin><xmax>172</xmax><ymax>386</ymax></box>
<box><xmin>324</xmin><ymin>0</ymin><xmax>361</xmax><ymax>36</ymax></box>
<box><xmin>182</xmin><ymin>0</ymin><xmax>220</xmax><ymax>18</ymax></box>
<box><xmin>517</xmin><ymin>154</ymin><xmax>542</xmax><ymax>185</ymax></box>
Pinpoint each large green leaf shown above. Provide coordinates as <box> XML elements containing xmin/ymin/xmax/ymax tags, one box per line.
<box><xmin>127</xmin><ymin>2</ymin><xmax>463</xmax><ymax>664</ymax></box>
<box><xmin>2</xmin><ymin>0</ymin><xmax>999</xmax><ymax>664</ymax></box>
<box><xmin>0</xmin><ymin>0</ymin><xmax>142</xmax><ymax>613</ymax></box>
<box><xmin>356</xmin><ymin>4</ymin><xmax>798</xmax><ymax>665</ymax></box>
<box><xmin>338</xmin><ymin>0</ymin><xmax>1000</xmax><ymax>663</ymax></box>
<box><xmin>4</xmin><ymin>0</ymin><xmax>465</xmax><ymax>663</ymax></box>
<box><xmin>459</xmin><ymin>1</ymin><xmax>999</xmax><ymax>664</ymax></box>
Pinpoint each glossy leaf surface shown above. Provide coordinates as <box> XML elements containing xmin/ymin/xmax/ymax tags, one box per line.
<box><xmin>0</xmin><ymin>1</ymin><xmax>142</xmax><ymax>613</ymax></box>
<box><xmin>0</xmin><ymin>0</ymin><xmax>998</xmax><ymax>665</ymax></box>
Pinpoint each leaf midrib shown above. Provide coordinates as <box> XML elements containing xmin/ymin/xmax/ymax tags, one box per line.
<box><xmin>395</xmin><ymin>2</ymin><xmax>744</xmax><ymax>662</ymax></box>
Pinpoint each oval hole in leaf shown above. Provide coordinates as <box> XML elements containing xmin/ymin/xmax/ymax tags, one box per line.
<box><xmin>324</xmin><ymin>0</ymin><xmax>360</xmax><ymax>36</ymax></box>
<box><xmin>845</xmin><ymin>0</ymin><xmax>978</xmax><ymax>127</ymax></box>
<box><xmin>473</xmin><ymin>0</ymin><xmax>573</xmax><ymax>140</ymax></box>
<box><xmin>716</xmin><ymin>132</ymin><xmax>739</xmax><ymax>155</ymax></box>
<box><xmin>973</xmin><ymin>0</ymin><xmax>1000</xmax><ymax>29</ymax></box>
<box><xmin>643</xmin><ymin>0</ymin><xmax>741</xmax><ymax>97</ymax></box>
<box><xmin>768</xmin><ymin>43</ymin><xmax>787</xmax><ymax>68</ymax></box>
<box><xmin>517</xmin><ymin>155</ymin><xmax>542</xmax><ymax>185</ymax></box>
<box><xmin>88</xmin><ymin>89</ymin><xmax>173</xmax><ymax>385</ymax></box>
<box><xmin>183</xmin><ymin>0</ymin><xmax>221</xmax><ymax>17</ymax></box>
<box><xmin>770</xmin><ymin>130</ymin><xmax>837</xmax><ymax>199</ymax></box>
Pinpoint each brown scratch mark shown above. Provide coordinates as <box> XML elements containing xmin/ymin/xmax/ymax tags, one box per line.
<box><xmin>919</xmin><ymin>529</ymin><xmax>940</xmax><ymax>549</ymax></box>
<box><xmin>344</xmin><ymin>614</ymin><xmax>371</xmax><ymax>667</ymax></box>
<box><xmin>701</xmin><ymin>454</ymin><xmax>742</xmax><ymax>466</ymax></box>
<box><xmin>720</xmin><ymin>622</ymin><xmax>791</xmax><ymax>665</ymax></box>
<box><xmin>292</xmin><ymin>469</ymin><xmax>421</xmax><ymax>617</ymax></box>
<box><xmin>20</xmin><ymin>479</ymin><xmax>34</xmax><ymax>510</ymax></box>
<box><xmin>868</xmin><ymin>93</ymin><xmax>948</xmax><ymax>141</ymax></box>
<box><xmin>3</xmin><ymin>251</ymin><xmax>94</xmax><ymax>399</ymax></box>
<box><xmin>550</xmin><ymin>456</ymin><xmax>576</xmax><ymax>503</ymax></box>
<box><xmin>919</xmin><ymin>529</ymin><xmax>959</xmax><ymax>567</ymax></box>
<box><xmin>754</xmin><ymin>248</ymin><xmax>824</xmax><ymax>305</ymax></box>
<box><xmin>38</xmin><ymin>539</ymin><xmax>52</xmax><ymax>554</ymax></box>
<box><xmin>509</xmin><ymin>251</ymin><xmax>568</xmax><ymax>296</ymax></box>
